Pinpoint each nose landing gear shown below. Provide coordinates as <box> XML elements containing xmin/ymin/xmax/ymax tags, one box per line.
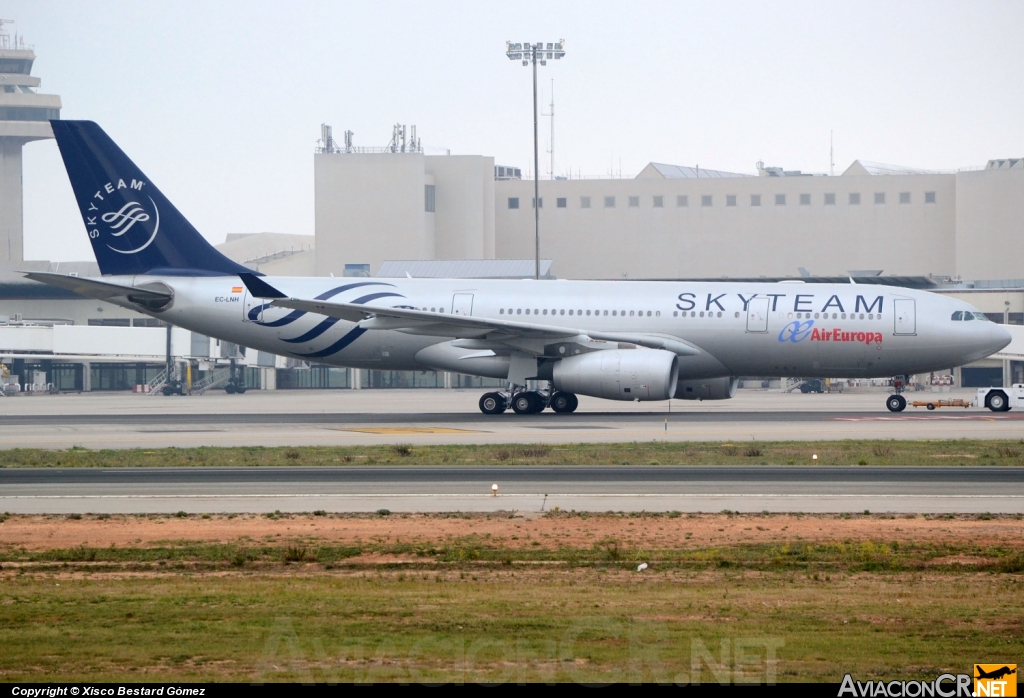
<box><xmin>885</xmin><ymin>375</ymin><xmax>909</xmax><ymax>412</ymax></box>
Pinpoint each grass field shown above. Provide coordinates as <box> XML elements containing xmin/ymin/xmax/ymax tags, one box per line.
<box><xmin>1</xmin><ymin>512</ymin><xmax>1022</xmax><ymax>683</ymax></box>
<box><xmin>1</xmin><ymin>439</ymin><xmax>1024</xmax><ymax>467</ymax></box>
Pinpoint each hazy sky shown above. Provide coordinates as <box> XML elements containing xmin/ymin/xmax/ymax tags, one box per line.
<box><xmin>8</xmin><ymin>0</ymin><xmax>1024</xmax><ymax>261</ymax></box>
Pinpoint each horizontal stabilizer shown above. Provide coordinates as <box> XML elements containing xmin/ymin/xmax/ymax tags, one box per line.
<box><xmin>23</xmin><ymin>271</ymin><xmax>172</xmax><ymax>303</ymax></box>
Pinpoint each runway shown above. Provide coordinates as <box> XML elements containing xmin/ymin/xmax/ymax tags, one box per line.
<box><xmin>2</xmin><ymin>466</ymin><xmax>1022</xmax><ymax>514</ymax></box>
<box><xmin>0</xmin><ymin>389</ymin><xmax>1018</xmax><ymax>449</ymax></box>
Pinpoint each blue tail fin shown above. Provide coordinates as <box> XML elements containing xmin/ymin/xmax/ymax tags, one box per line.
<box><xmin>50</xmin><ymin>120</ymin><xmax>253</xmax><ymax>277</ymax></box>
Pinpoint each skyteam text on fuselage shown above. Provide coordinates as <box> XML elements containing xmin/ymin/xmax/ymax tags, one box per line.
<box><xmin>27</xmin><ymin>121</ymin><xmax>1011</xmax><ymax>414</ymax></box>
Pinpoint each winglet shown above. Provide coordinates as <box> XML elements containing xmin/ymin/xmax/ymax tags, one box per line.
<box><xmin>239</xmin><ymin>272</ymin><xmax>286</xmax><ymax>299</ymax></box>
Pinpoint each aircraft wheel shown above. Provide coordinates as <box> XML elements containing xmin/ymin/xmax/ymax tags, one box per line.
<box><xmin>511</xmin><ymin>392</ymin><xmax>541</xmax><ymax>415</ymax></box>
<box><xmin>885</xmin><ymin>394</ymin><xmax>907</xmax><ymax>412</ymax></box>
<box><xmin>479</xmin><ymin>392</ymin><xmax>506</xmax><ymax>415</ymax></box>
<box><xmin>236</xmin><ymin>386</ymin><xmax>247</xmax><ymax>394</ymax></box>
<box><xmin>926</xmin><ymin>404</ymin><xmax>936</xmax><ymax>410</ymax></box>
<box><xmin>225</xmin><ymin>384</ymin><xmax>236</xmax><ymax>394</ymax></box>
<box><xmin>987</xmin><ymin>391</ymin><xmax>1010</xmax><ymax>412</ymax></box>
<box><xmin>550</xmin><ymin>391</ymin><xmax>578</xmax><ymax>413</ymax></box>
<box><xmin>162</xmin><ymin>386</ymin><xmax>173</xmax><ymax>396</ymax></box>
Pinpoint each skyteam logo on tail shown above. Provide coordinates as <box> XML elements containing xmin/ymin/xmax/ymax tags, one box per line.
<box><xmin>85</xmin><ymin>178</ymin><xmax>161</xmax><ymax>255</ymax></box>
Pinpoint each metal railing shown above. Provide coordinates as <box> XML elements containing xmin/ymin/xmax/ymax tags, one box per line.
<box><xmin>191</xmin><ymin>368</ymin><xmax>232</xmax><ymax>396</ymax></box>
<box><xmin>145</xmin><ymin>367</ymin><xmax>168</xmax><ymax>396</ymax></box>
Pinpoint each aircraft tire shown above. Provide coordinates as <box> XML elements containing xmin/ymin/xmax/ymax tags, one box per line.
<box><xmin>986</xmin><ymin>391</ymin><xmax>1009</xmax><ymax>412</ymax></box>
<box><xmin>550</xmin><ymin>392</ymin><xmax>578</xmax><ymax>414</ymax></box>
<box><xmin>225</xmin><ymin>384</ymin><xmax>236</xmax><ymax>394</ymax></box>
<box><xmin>885</xmin><ymin>394</ymin><xmax>907</xmax><ymax>412</ymax></box>
<box><xmin>511</xmin><ymin>392</ymin><xmax>541</xmax><ymax>415</ymax></box>
<box><xmin>479</xmin><ymin>392</ymin><xmax>506</xmax><ymax>415</ymax></box>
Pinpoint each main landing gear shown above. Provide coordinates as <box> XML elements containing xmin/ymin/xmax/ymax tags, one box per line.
<box><xmin>478</xmin><ymin>388</ymin><xmax>579</xmax><ymax>415</ymax></box>
<box><xmin>885</xmin><ymin>375</ymin><xmax>909</xmax><ymax>412</ymax></box>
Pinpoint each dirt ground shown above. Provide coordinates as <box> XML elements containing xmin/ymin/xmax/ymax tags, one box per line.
<box><xmin>1</xmin><ymin>512</ymin><xmax>1021</xmax><ymax>551</ymax></box>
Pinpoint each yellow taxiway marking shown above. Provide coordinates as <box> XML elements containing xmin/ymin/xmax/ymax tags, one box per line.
<box><xmin>336</xmin><ymin>427</ymin><xmax>482</xmax><ymax>435</ymax></box>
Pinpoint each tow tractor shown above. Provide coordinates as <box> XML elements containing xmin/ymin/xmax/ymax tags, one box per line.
<box><xmin>976</xmin><ymin>384</ymin><xmax>1024</xmax><ymax>412</ymax></box>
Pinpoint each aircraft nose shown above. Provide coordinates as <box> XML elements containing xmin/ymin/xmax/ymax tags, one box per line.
<box><xmin>985</xmin><ymin>323</ymin><xmax>1013</xmax><ymax>356</ymax></box>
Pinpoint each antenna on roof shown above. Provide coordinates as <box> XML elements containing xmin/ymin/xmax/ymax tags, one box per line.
<box><xmin>830</xmin><ymin>130</ymin><xmax>835</xmax><ymax>177</ymax></box>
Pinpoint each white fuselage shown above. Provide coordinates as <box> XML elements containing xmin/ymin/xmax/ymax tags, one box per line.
<box><xmin>102</xmin><ymin>276</ymin><xmax>1010</xmax><ymax>387</ymax></box>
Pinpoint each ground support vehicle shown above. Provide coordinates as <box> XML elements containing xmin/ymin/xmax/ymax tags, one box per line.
<box><xmin>976</xmin><ymin>385</ymin><xmax>1024</xmax><ymax>412</ymax></box>
<box><xmin>910</xmin><ymin>399</ymin><xmax>971</xmax><ymax>410</ymax></box>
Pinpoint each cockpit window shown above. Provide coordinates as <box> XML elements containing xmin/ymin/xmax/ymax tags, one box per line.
<box><xmin>973</xmin><ymin>312</ymin><xmax>989</xmax><ymax>321</ymax></box>
<box><xmin>963</xmin><ymin>312</ymin><xmax>975</xmax><ymax>321</ymax></box>
<box><xmin>951</xmin><ymin>311</ymin><xmax>963</xmax><ymax>321</ymax></box>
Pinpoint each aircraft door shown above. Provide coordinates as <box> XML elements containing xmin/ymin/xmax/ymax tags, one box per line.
<box><xmin>452</xmin><ymin>293</ymin><xmax>474</xmax><ymax>316</ymax></box>
<box><xmin>746</xmin><ymin>297</ymin><xmax>770</xmax><ymax>333</ymax></box>
<box><xmin>242</xmin><ymin>290</ymin><xmax>263</xmax><ymax>323</ymax></box>
<box><xmin>894</xmin><ymin>299</ymin><xmax>916</xmax><ymax>335</ymax></box>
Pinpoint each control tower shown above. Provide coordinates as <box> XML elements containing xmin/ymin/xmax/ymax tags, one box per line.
<box><xmin>0</xmin><ymin>20</ymin><xmax>61</xmax><ymax>263</ymax></box>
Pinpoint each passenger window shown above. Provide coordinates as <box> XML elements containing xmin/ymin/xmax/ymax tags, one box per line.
<box><xmin>699</xmin><ymin>311</ymin><xmax>705</xmax><ymax>317</ymax></box>
<box><xmin>717</xmin><ymin>311</ymin><xmax>722</xmax><ymax>317</ymax></box>
<box><xmin>841</xmin><ymin>313</ymin><xmax>846</xmax><ymax>319</ymax></box>
<box><xmin>859</xmin><ymin>314</ymin><xmax>864</xmax><ymax>319</ymax></box>
<box><xmin>560</xmin><ymin>309</ymin><xmax>565</xmax><ymax>315</ymax></box>
<box><xmin>569</xmin><ymin>310</ymin><xmax>573</xmax><ymax>315</ymax></box>
<box><xmin>516</xmin><ymin>309</ymin><xmax>521</xmax><ymax>314</ymax></box>
<box><xmin>543</xmin><ymin>309</ymin><xmax>548</xmax><ymax>315</ymax></box>
<box><xmin>586</xmin><ymin>310</ymin><xmax>591</xmax><ymax>316</ymax></box>
<box><xmin>674</xmin><ymin>311</ymin><xmax>678</xmax><ymax>317</ymax></box>
<box><xmin>500</xmin><ymin>309</ymin><xmax>504</xmax><ymax>314</ymax></box>
<box><xmin>629</xmin><ymin>311</ymin><xmax>634</xmax><ymax>317</ymax></box>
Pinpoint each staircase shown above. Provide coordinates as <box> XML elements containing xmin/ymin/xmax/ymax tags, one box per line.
<box><xmin>145</xmin><ymin>367</ymin><xmax>168</xmax><ymax>396</ymax></box>
<box><xmin>191</xmin><ymin>368</ymin><xmax>232</xmax><ymax>395</ymax></box>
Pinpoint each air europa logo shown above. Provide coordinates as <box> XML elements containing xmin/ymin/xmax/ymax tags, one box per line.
<box><xmin>779</xmin><ymin>320</ymin><xmax>814</xmax><ymax>343</ymax></box>
<box><xmin>812</xmin><ymin>327</ymin><xmax>884</xmax><ymax>345</ymax></box>
<box><xmin>84</xmin><ymin>178</ymin><xmax>161</xmax><ymax>255</ymax></box>
<box><xmin>778</xmin><ymin>320</ymin><xmax>883</xmax><ymax>346</ymax></box>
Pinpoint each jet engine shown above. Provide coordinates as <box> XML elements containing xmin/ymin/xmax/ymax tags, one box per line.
<box><xmin>674</xmin><ymin>376</ymin><xmax>738</xmax><ymax>400</ymax></box>
<box><xmin>552</xmin><ymin>349</ymin><xmax>679</xmax><ymax>401</ymax></box>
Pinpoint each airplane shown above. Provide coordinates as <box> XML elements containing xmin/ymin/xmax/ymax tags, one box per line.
<box><xmin>25</xmin><ymin>121</ymin><xmax>1012</xmax><ymax>414</ymax></box>
<box><xmin>975</xmin><ymin>667</ymin><xmax>1016</xmax><ymax>681</ymax></box>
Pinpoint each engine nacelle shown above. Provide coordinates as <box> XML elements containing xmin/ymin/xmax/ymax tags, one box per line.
<box><xmin>552</xmin><ymin>349</ymin><xmax>679</xmax><ymax>401</ymax></box>
<box><xmin>674</xmin><ymin>376</ymin><xmax>738</xmax><ymax>400</ymax></box>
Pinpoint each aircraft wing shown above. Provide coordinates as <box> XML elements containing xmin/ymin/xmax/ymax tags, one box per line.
<box><xmin>240</xmin><ymin>273</ymin><xmax>700</xmax><ymax>356</ymax></box>
<box><xmin>22</xmin><ymin>271</ymin><xmax>173</xmax><ymax>303</ymax></box>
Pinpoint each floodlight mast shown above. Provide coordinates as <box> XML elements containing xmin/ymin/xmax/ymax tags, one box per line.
<box><xmin>506</xmin><ymin>40</ymin><xmax>565</xmax><ymax>280</ymax></box>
